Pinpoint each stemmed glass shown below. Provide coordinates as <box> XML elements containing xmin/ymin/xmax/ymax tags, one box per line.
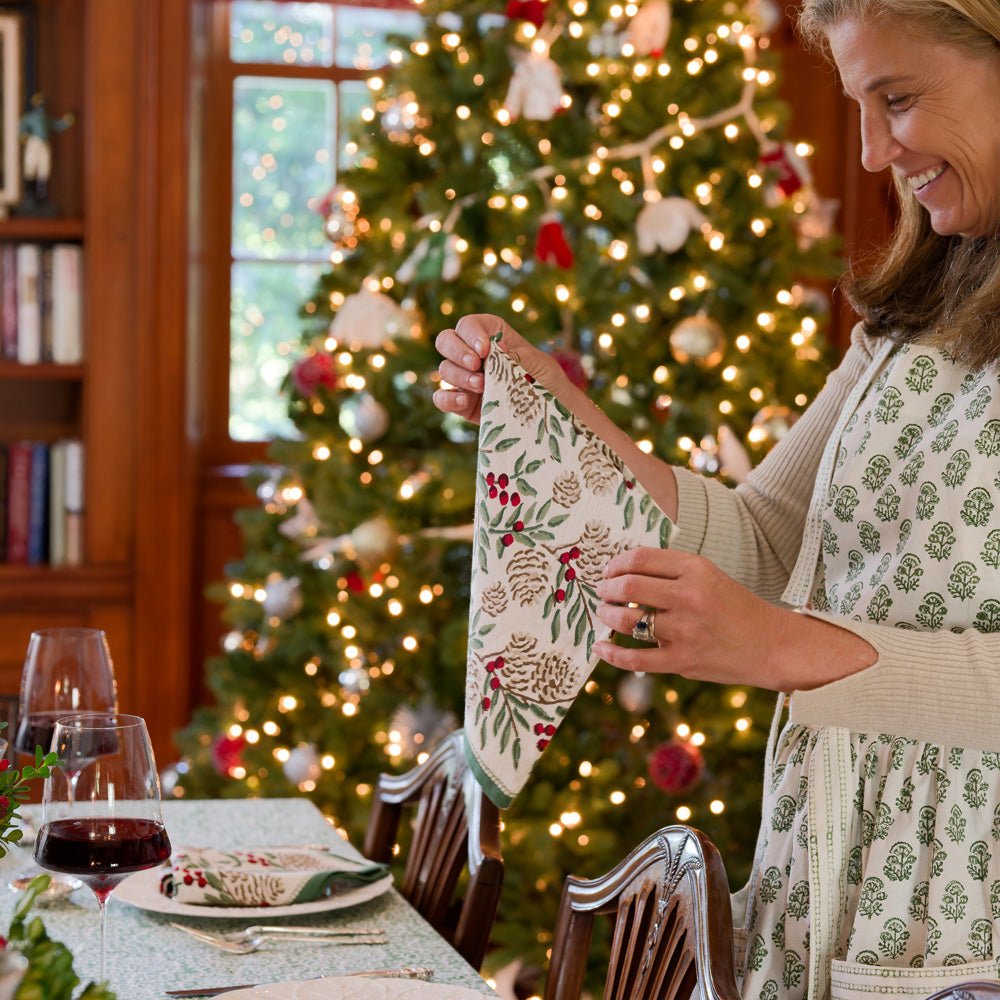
<box><xmin>34</xmin><ymin>714</ymin><xmax>171</xmax><ymax>985</ymax></box>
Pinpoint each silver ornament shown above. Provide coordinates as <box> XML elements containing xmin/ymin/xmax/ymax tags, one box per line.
<box><xmin>617</xmin><ymin>672</ymin><xmax>653</xmax><ymax>713</ymax></box>
<box><xmin>338</xmin><ymin>393</ymin><xmax>390</xmax><ymax>442</ymax></box>
<box><xmin>339</xmin><ymin>666</ymin><xmax>370</xmax><ymax>695</ymax></box>
<box><xmin>389</xmin><ymin>699</ymin><xmax>459</xmax><ymax>759</ymax></box>
<box><xmin>350</xmin><ymin>516</ymin><xmax>398</xmax><ymax>565</ymax></box>
<box><xmin>261</xmin><ymin>574</ymin><xmax>303</xmax><ymax>619</ymax></box>
<box><xmin>669</xmin><ymin>314</ymin><xmax>726</xmax><ymax>367</ymax></box>
<box><xmin>283</xmin><ymin>742</ymin><xmax>322</xmax><ymax>785</ymax></box>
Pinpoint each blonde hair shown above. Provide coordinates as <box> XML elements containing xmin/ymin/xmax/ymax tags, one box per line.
<box><xmin>797</xmin><ymin>0</ymin><xmax>1000</xmax><ymax>368</ymax></box>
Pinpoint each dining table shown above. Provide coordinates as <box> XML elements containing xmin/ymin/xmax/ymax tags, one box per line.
<box><xmin>0</xmin><ymin>797</ymin><xmax>501</xmax><ymax>998</ymax></box>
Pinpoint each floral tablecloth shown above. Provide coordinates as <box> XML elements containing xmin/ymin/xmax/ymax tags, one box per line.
<box><xmin>0</xmin><ymin>798</ymin><xmax>498</xmax><ymax>998</ymax></box>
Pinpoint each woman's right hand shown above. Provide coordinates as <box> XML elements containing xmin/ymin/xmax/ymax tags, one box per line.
<box><xmin>433</xmin><ymin>314</ymin><xmax>565</xmax><ymax>425</ymax></box>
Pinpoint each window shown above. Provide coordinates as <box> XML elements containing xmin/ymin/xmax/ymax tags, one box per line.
<box><xmin>203</xmin><ymin>0</ymin><xmax>422</xmax><ymax>450</ymax></box>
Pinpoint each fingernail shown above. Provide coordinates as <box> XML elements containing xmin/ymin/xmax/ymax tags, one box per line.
<box><xmin>474</xmin><ymin>338</ymin><xmax>484</xmax><ymax>354</ymax></box>
<box><xmin>456</xmin><ymin>393</ymin><xmax>467</xmax><ymax>406</ymax></box>
<box><xmin>463</xmin><ymin>352</ymin><xmax>476</xmax><ymax>367</ymax></box>
<box><xmin>471</xmin><ymin>374</ymin><xmax>483</xmax><ymax>389</ymax></box>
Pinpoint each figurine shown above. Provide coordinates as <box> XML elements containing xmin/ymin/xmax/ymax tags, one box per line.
<box><xmin>19</xmin><ymin>93</ymin><xmax>76</xmax><ymax>206</ymax></box>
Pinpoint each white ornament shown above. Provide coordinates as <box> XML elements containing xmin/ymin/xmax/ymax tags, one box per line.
<box><xmin>617</xmin><ymin>672</ymin><xmax>653</xmax><ymax>713</ymax></box>
<box><xmin>339</xmin><ymin>393</ymin><xmax>390</xmax><ymax>442</ymax></box>
<box><xmin>749</xmin><ymin>0</ymin><xmax>783</xmax><ymax>34</ymax></box>
<box><xmin>717</xmin><ymin>425</ymin><xmax>753</xmax><ymax>484</ymax></box>
<box><xmin>669</xmin><ymin>314</ymin><xmax>726</xmax><ymax>367</ymax></box>
<box><xmin>389</xmin><ymin>700</ymin><xmax>459</xmax><ymax>759</ymax></box>
<box><xmin>350</xmin><ymin>516</ymin><xmax>398</xmax><ymax>565</ymax></box>
<box><xmin>283</xmin><ymin>743</ymin><xmax>322</xmax><ymax>785</ymax></box>
<box><xmin>504</xmin><ymin>51</ymin><xmax>564</xmax><ymax>122</ymax></box>
<box><xmin>261</xmin><ymin>574</ymin><xmax>303</xmax><ymax>619</ymax></box>
<box><xmin>329</xmin><ymin>289</ymin><xmax>410</xmax><ymax>349</ymax></box>
<box><xmin>635</xmin><ymin>196</ymin><xmax>707</xmax><ymax>254</ymax></box>
<box><xmin>278</xmin><ymin>496</ymin><xmax>319</xmax><ymax>543</ymax></box>
<box><xmin>624</xmin><ymin>0</ymin><xmax>671</xmax><ymax>57</ymax></box>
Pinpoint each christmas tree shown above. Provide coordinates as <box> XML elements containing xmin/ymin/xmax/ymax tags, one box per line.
<box><xmin>176</xmin><ymin>0</ymin><xmax>839</xmax><ymax>979</ymax></box>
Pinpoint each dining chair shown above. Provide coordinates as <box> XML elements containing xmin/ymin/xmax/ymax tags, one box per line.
<box><xmin>362</xmin><ymin>728</ymin><xmax>504</xmax><ymax>971</ymax></box>
<box><xmin>544</xmin><ymin>824</ymin><xmax>740</xmax><ymax>1000</ymax></box>
<box><xmin>923</xmin><ymin>985</ymin><xmax>1000</xmax><ymax>1000</ymax></box>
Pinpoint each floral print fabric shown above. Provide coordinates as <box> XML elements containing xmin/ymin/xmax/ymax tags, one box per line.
<box><xmin>742</xmin><ymin>345</ymin><xmax>1000</xmax><ymax>999</ymax></box>
<box><xmin>463</xmin><ymin>341</ymin><xmax>674</xmax><ymax>807</ymax></box>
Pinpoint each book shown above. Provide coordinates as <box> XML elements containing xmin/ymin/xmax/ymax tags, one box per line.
<box><xmin>51</xmin><ymin>244</ymin><xmax>83</xmax><ymax>364</ymax></box>
<box><xmin>0</xmin><ymin>444</ymin><xmax>7</xmax><ymax>560</ymax></box>
<box><xmin>5</xmin><ymin>441</ymin><xmax>33</xmax><ymax>564</ymax></box>
<box><xmin>27</xmin><ymin>442</ymin><xmax>49</xmax><ymax>565</ymax></box>
<box><xmin>0</xmin><ymin>245</ymin><xmax>17</xmax><ymax>360</ymax></box>
<box><xmin>64</xmin><ymin>439</ymin><xmax>84</xmax><ymax>567</ymax></box>
<box><xmin>39</xmin><ymin>246</ymin><xmax>54</xmax><ymax>362</ymax></box>
<box><xmin>48</xmin><ymin>440</ymin><xmax>67</xmax><ymax>566</ymax></box>
<box><xmin>15</xmin><ymin>244</ymin><xmax>42</xmax><ymax>365</ymax></box>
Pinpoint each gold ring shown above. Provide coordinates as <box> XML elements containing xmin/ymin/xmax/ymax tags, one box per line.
<box><xmin>631</xmin><ymin>610</ymin><xmax>656</xmax><ymax>643</ymax></box>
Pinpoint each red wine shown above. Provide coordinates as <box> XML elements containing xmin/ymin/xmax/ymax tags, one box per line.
<box><xmin>14</xmin><ymin>716</ymin><xmax>120</xmax><ymax>762</ymax></box>
<box><xmin>35</xmin><ymin>818</ymin><xmax>171</xmax><ymax>894</ymax></box>
<box><xmin>13</xmin><ymin>713</ymin><xmax>61</xmax><ymax>756</ymax></box>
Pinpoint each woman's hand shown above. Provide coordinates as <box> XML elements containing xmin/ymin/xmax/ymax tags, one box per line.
<box><xmin>592</xmin><ymin>547</ymin><xmax>876</xmax><ymax>692</ymax></box>
<box><xmin>433</xmin><ymin>313</ymin><xmax>565</xmax><ymax>424</ymax></box>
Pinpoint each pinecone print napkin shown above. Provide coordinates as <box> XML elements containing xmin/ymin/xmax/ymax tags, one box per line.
<box><xmin>465</xmin><ymin>340</ymin><xmax>675</xmax><ymax>807</ymax></box>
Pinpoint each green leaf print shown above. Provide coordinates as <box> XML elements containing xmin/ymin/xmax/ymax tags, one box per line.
<box><xmin>894</xmin><ymin>423</ymin><xmax>923</xmax><ymax>459</ymax></box>
<box><xmin>985</xmin><ymin>753</ymin><xmax>1000</xmax><ymax>771</ymax></box>
<box><xmin>758</xmin><ymin>866</ymin><xmax>783</xmax><ymax>905</ymax></box>
<box><xmin>771</xmin><ymin>795</ymin><xmax>796</xmax><ymax>833</ymax></box>
<box><xmin>787</xmin><ymin>879</ymin><xmax>810</xmax><ymax>919</ymax></box>
<box><xmin>896</xmin><ymin>776</ymin><xmax>915</xmax><ymax>813</ymax></box>
<box><xmin>964</xmin><ymin>768</ymin><xmax>990</xmax><ymax>809</ymax></box>
<box><xmin>858</xmin><ymin>876</ymin><xmax>888</xmax><ymax>918</ymax></box>
<box><xmin>879</xmin><ymin>917</ymin><xmax>910</xmax><ymax>959</ymax></box>
<box><xmin>894</xmin><ymin>517</ymin><xmax>913</xmax><ymax>555</ymax></box>
<box><xmin>940</xmin><ymin>879</ymin><xmax>968</xmax><ymax>922</ymax></box>
<box><xmin>968</xmin><ymin>918</ymin><xmax>993</xmax><ymax>959</ymax></box>
<box><xmin>822</xmin><ymin>520</ymin><xmax>839</xmax><ymax>557</ymax></box>
<box><xmin>916</xmin><ymin>481</ymin><xmax>941</xmax><ymax>521</ymax></box>
<box><xmin>908</xmin><ymin>880</ymin><xmax>929</xmax><ymax>922</ymax></box>
<box><xmin>782</xmin><ymin>951</ymin><xmax>805</xmax><ymax>991</ymax></box>
<box><xmin>847</xmin><ymin>845</ymin><xmax>863</xmax><ymax>885</ymax></box>
<box><xmin>833</xmin><ymin>485</ymin><xmax>861</xmax><ymax>523</ymax></box>
<box><xmin>855</xmin><ymin>950</ymin><xmax>880</xmax><ymax>966</ymax></box>
<box><xmin>930</xmin><ymin>419</ymin><xmax>959</xmax><ymax>454</ymax></box>
<box><xmin>748</xmin><ymin>933</ymin><xmax>768</xmax><ymax>972</ymax></box>
<box><xmin>981</xmin><ymin>530</ymin><xmax>1000</xmax><ymax>569</ymax></box>
<box><xmin>846</xmin><ymin>549</ymin><xmax>865</xmax><ymax>582</ymax></box>
<box><xmin>893</xmin><ymin>554</ymin><xmax>924</xmax><ymax>594</ymax></box>
<box><xmin>899</xmin><ymin>451</ymin><xmax>926</xmax><ymax>486</ymax></box>
<box><xmin>961</xmin><ymin>487</ymin><xmax>995</xmax><ymax>528</ymax></box>
<box><xmin>993</xmin><ymin>804</ymin><xmax>1000</xmax><ymax>842</ymax></box>
<box><xmin>968</xmin><ymin>840</ymin><xmax>992</xmax><ymax>881</ymax></box>
<box><xmin>761</xmin><ymin>982</ymin><xmax>779</xmax><ymax>1000</ymax></box>
<box><xmin>840</xmin><ymin>582</ymin><xmax>863</xmax><ymax>616</ymax></box>
<box><xmin>866</xmin><ymin>585</ymin><xmax>893</xmax><ymax>624</ymax></box>
<box><xmin>859</xmin><ymin>521</ymin><xmax>882</xmax><ymax>555</ymax></box>
<box><xmin>965</xmin><ymin>385</ymin><xmax>993</xmax><ymax>420</ymax></box>
<box><xmin>771</xmin><ymin>913</ymin><xmax>786</xmax><ymax>951</ymax></box>
<box><xmin>925</xmin><ymin>522</ymin><xmax>957</xmax><ymax>561</ymax></box>
<box><xmin>884</xmin><ymin>841</ymin><xmax>918</xmax><ymax>881</ymax></box>
<box><xmin>874</xmin><ymin>486</ymin><xmax>901</xmax><ymax>523</ymax></box>
<box><xmin>926</xmin><ymin>917</ymin><xmax>942</xmax><ymax>955</ymax></box>
<box><xmin>975</xmin><ymin>418</ymin><xmax>1000</xmax><ymax>457</ymax></box>
<box><xmin>991</xmin><ymin>879</ymin><xmax>1000</xmax><ymax>919</ymax></box>
<box><xmin>932</xmin><ymin>838</ymin><xmax>948</xmax><ymax>878</ymax></box>
<box><xmin>928</xmin><ymin>392</ymin><xmax>955</xmax><ymax>427</ymax></box>
<box><xmin>948</xmin><ymin>561</ymin><xmax>981</xmax><ymax>601</ymax></box>
<box><xmin>905</xmin><ymin>355</ymin><xmax>939</xmax><ymax>394</ymax></box>
<box><xmin>861</xmin><ymin>454</ymin><xmax>892</xmax><ymax>492</ymax></box>
<box><xmin>942</xmin><ymin>448</ymin><xmax>972</xmax><ymax>489</ymax></box>
<box><xmin>875</xmin><ymin>386</ymin><xmax>905</xmax><ymax>423</ymax></box>
<box><xmin>946</xmin><ymin>803</ymin><xmax>967</xmax><ymax>843</ymax></box>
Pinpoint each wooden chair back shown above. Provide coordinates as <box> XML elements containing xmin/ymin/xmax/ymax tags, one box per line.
<box><xmin>545</xmin><ymin>825</ymin><xmax>740</xmax><ymax>1000</ymax></box>
<box><xmin>923</xmin><ymin>985</ymin><xmax>1000</xmax><ymax>1000</ymax></box>
<box><xmin>362</xmin><ymin>729</ymin><xmax>503</xmax><ymax>970</ymax></box>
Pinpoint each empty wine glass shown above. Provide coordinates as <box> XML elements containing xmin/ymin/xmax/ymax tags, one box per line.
<box><xmin>34</xmin><ymin>714</ymin><xmax>171</xmax><ymax>985</ymax></box>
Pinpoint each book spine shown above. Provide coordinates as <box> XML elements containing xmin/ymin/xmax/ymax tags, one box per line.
<box><xmin>0</xmin><ymin>245</ymin><xmax>17</xmax><ymax>360</ymax></box>
<box><xmin>0</xmin><ymin>443</ymin><xmax>7</xmax><ymax>561</ymax></box>
<box><xmin>39</xmin><ymin>246</ymin><xmax>54</xmax><ymax>363</ymax></box>
<box><xmin>64</xmin><ymin>439</ymin><xmax>84</xmax><ymax>567</ymax></box>
<box><xmin>5</xmin><ymin>442</ymin><xmax>33</xmax><ymax>564</ymax></box>
<box><xmin>15</xmin><ymin>244</ymin><xmax>42</xmax><ymax>365</ymax></box>
<box><xmin>48</xmin><ymin>440</ymin><xmax>67</xmax><ymax>567</ymax></box>
<box><xmin>51</xmin><ymin>244</ymin><xmax>83</xmax><ymax>364</ymax></box>
<box><xmin>27</xmin><ymin>442</ymin><xmax>49</xmax><ymax>565</ymax></box>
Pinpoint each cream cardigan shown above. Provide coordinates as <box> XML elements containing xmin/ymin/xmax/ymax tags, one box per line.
<box><xmin>671</xmin><ymin>322</ymin><xmax>1000</xmax><ymax>753</ymax></box>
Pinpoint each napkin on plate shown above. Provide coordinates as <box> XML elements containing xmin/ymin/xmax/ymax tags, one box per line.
<box><xmin>464</xmin><ymin>339</ymin><xmax>675</xmax><ymax>809</ymax></box>
<box><xmin>159</xmin><ymin>847</ymin><xmax>389</xmax><ymax>907</ymax></box>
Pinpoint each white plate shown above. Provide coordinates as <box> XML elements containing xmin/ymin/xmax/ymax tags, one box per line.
<box><xmin>226</xmin><ymin>978</ymin><xmax>486</xmax><ymax>999</ymax></box>
<box><xmin>114</xmin><ymin>866</ymin><xmax>393</xmax><ymax>919</ymax></box>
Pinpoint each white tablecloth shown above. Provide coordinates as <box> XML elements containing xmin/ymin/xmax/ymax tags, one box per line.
<box><xmin>0</xmin><ymin>798</ymin><xmax>498</xmax><ymax>998</ymax></box>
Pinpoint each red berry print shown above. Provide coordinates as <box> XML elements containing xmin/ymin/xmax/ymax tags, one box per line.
<box><xmin>483</xmin><ymin>696</ymin><xmax>491</xmax><ymax>710</ymax></box>
<box><xmin>536</xmin><ymin>738</ymin><xmax>549</xmax><ymax>750</ymax></box>
<box><xmin>514</xmin><ymin>520</ymin><xmax>524</xmax><ymax>531</ymax></box>
<box><xmin>502</xmin><ymin>533</ymin><xmax>514</xmax><ymax>546</ymax></box>
<box><xmin>559</xmin><ymin>552</ymin><xmax>570</xmax><ymax>564</ymax></box>
<box><xmin>498</xmin><ymin>473</ymin><xmax>509</xmax><ymax>488</ymax></box>
<box><xmin>555</xmin><ymin>588</ymin><xmax>566</xmax><ymax>601</ymax></box>
<box><xmin>544</xmin><ymin>724</ymin><xmax>556</xmax><ymax>736</ymax></box>
<box><xmin>511</xmin><ymin>492</ymin><xmax>521</xmax><ymax>506</ymax></box>
<box><xmin>489</xmin><ymin>486</ymin><xmax>498</xmax><ymax>499</ymax></box>
<box><xmin>625</xmin><ymin>480</ymin><xmax>635</xmax><ymax>489</ymax></box>
<box><xmin>565</xmin><ymin>567</ymin><xmax>576</xmax><ymax>581</ymax></box>
<box><xmin>570</xmin><ymin>546</ymin><xmax>580</xmax><ymax>559</ymax></box>
<box><xmin>534</xmin><ymin>723</ymin><xmax>545</xmax><ymax>735</ymax></box>
<box><xmin>495</xmin><ymin>656</ymin><xmax>505</xmax><ymax>668</ymax></box>
<box><xmin>525</xmin><ymin>374</ymin><xmax>535</xmax><ymax>383</ymax></box>
<box><xmin>486</xmin><ymin>472</ymin><xmax>495</xmax><ymax>486</ymax></box>
<box><xmin>486</xmin><ymin>660</ymin><xmax>496</xmax><ymax>672</ymax></box>
<box><xmin>499</xmin><ymin>491</ymin><xmax>509</xmax><ymax>505</ymax></box>
<box><xmin>490</xmin><ymin>676</ymin><xmax>500</xmax><ymax>690</ymax></box>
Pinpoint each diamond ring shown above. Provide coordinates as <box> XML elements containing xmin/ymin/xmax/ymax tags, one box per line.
<box><xmin>631</xmin><ymin>610</ymin><xmax>657</xmax><ymax>643</ymax></box>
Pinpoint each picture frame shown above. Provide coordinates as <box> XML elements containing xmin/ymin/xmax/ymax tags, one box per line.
<box><xmin>0</xmin><ymin>10</ymin><xmax>23</xmax><ymax>208</ymax></box>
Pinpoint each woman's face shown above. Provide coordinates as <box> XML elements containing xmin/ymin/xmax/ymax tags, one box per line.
<box><xmin>827</xmin><ymin>17</ymin><xmax>1000</xmax><ymax>238</ymax></box>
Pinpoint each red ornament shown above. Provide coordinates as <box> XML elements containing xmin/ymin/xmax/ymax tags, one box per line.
<box><xmin>552</xmin><ymin>348</ymin><xmax>587</xmax><ymax>389</ymax></box>
<box><xmin>758</xmin><ymin>142</ymin><xmax>809</xmax><ymax>198</ymax></box>
<box><xmin>647</xmin><ymin>740</ymin><xmax>705</xmax><ymax>794</ymax></box>
<box><xmin>345</xmin><ymin>571</ymin><xmax>365</xmax><ymax>592</ymax></box>
<box><xmin>506</xmin><ymin>0</ymin><xmax>548</xmax><ymax>27</ymax></box>
<box><xmin>535</xmin><ymin>215</ymin><xmax>574</xmax><ymax>269</ymax></box>
<box><xmin>211</xmin><ymin>732</ymin><xmax>247</xmax><ymax>778</ymax></box>
<box><xmin>291</xmin><ymin>352</ymin><xmax>338</xmax><ymax>398</ymax></box>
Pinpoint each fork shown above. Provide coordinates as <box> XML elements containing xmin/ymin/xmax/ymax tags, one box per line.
<box><xmin>170</xmin><ymin>922</ymin><xmax>387</xmax><ymax>954</ymax></box>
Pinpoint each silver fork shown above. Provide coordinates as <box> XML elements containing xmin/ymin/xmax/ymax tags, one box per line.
<box><xmin>169</xmin><ymin>922</ymin><xmax>387</xmax><ymax>954</ymax></box>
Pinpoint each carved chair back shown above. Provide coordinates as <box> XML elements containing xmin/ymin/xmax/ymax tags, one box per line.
<box><xmin>362</xmin><ymin>729</ymin><xmax>503</xmax><ymax>970</ymax></box>
<box><xmin>544</xmin><ymin>825</ymin><xmax>740</xmax><ymax>1000</ymax></box>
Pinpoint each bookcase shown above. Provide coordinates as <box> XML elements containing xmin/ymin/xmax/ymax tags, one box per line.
<box><xmin>0</xmin><ymin>0</ymin><xmax>196</xmax><ymax>764</ymax></box>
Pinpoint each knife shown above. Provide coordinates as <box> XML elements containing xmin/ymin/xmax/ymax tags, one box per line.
<box><xmin>164</xmin><ymin>967</ymin><xmax>434</xmax><ymax>997</ymax></box>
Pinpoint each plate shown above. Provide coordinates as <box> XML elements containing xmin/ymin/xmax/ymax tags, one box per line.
<box><xmin>114</xmin><ymin>866</ymin><xmax>393</xmax><ymax>919</ymax></box>
<box><xmin>226</xmin><ymin>978</ymin><xmax>487</xmax><ymax>999</ymax></box>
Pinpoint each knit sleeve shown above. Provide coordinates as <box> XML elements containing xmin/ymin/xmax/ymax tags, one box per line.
<box><xmin>671</xmin><ymin>322</ymin><xmax>877</xmax><ymax>603</ymax></box>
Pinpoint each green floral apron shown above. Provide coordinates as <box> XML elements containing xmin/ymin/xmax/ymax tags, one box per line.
<box><xmin>740</xmin><ymin>345</ymin><xmax>1000</xmax><ymax>1000</ymax></box>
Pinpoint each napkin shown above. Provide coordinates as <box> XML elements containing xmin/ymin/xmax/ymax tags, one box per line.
<box><xmin>159</xmin><ymin>847</ymin><xmax>389</xmax><ymax>907</ymax></box>
<box><xmin>464</xmin><ymin>340</ymin><xmax>675</xmax><ymax>808</ymax></box>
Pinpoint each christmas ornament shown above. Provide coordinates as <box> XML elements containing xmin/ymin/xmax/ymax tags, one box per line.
<box><xmin>751</xmin><ymin>404</ymin><xmax>796</xmax><ymax>446</ymax></box>
<box><xmin>617</xmin><ymin>672</ymin><xmax>653</xmax><ymax>713</ymax></box>
<box><xmin>339</xmin><ymin>666</ymin><xmax>370</xmax><ymax>696</ymax></box>
<box><xmin>648</xmin><ymin>739</ymin><xmax>705</xmax><ymax>794</ymax></box>
<box><xmin>283</xmin><ymin>742</ymin><xmax>322</xmax><ymax>785</ymax></box>
<box><xmin>211</xmin><ymin>732</ymin><xmax>246</xmax><ymax>778</ymax></box>
<box><xmin>635</xmin><ymin>196</ymin><xmax>707</xmax><ymax>255</ymax></box>
<box><xmin>505</xmin><ymin>0</ymin><xmax>547</xmax><ymax>27</ymax></box>
<box><xmin>396</xmin><ymin>231</ymin><xmax>462</xmax><ymax>283</ymax></box>
<box><xmin>350</xmin><ymin>515</ymin><xmax>398</xmax><ymax>565</ymax></box>
<box><xmin>278</xmin><ymin>496</ymin><xmax>319</xmax><ymax>543</ymax></box>
<box><xmin>690</xmin><ymin>435</ymin><xmax>722</xmax><ymax>475</ymax></box>
<box><xmin>668</xmin><ymin>314</ymin><xmax>726</xmax><ymax>367</ymax></box>
<box><xmin>552</xmin><ymin>348</ymin><xmax>588</xmax><ymax>390</ymax></box>
<box><xmin>795</xmin><ymin>194</ymin><xmax>840</xmax><ymax>250</ymax></box>
<box><xmin>316</xmin><ymin>184</ymin><xmax>359</xmax><ymax>246</ymax></box>
<box><xmin>759</xmin><ymin>141</ymin><xmax>812</xmax><ymax>204</ymax></box>
<box><xmin>535</xmin><ymin>214</ymin><xmax>574</xmax><ymax>269</ymax></box>
<box><xmin>261</xmin><ymin>573</ymin><xmax>303</xmax><ymax>619</ymax></box>
<box><xmin>749</xmin><ymin>0</ymin><xmax>783</xmax><ymax>34</ymax></box>
<box><xmin>338</xmin><ymin>393</ymin><xmax>390</xmax><ymax>442</ymax></box>
<box><xmin>389</xmin><ymin>699</ymin><xmax>459</xmax><ymax>758</ymax></box>
<box><xmin>291</xmin><ymin>351</ymin><xmax>338</xmax><ymax>398</ymax></box>
<box><xmin>221</xmin><ymin>629</ymin><xmax>244</xmax><ymax>653</ymax></box>
<box><xmin>624</xmin><ymin>0</ymin><xmax>671</xmax><ymax>57</ymax></box>
<box><xmin>330</xmin><ymin>289</ymin><xmax>410</xmax><ymax>349</ymax></box>
<box><xmin>717</xmin><ymin>425</ymin><xmax>753</xmax><ymax>484</ymax></box>
<box><xmin>380</xmin><ymin>92</ymin><xmax>423</xmax><ymax>142</ymax></box>
<box><xmin>504</xmin><ymin>51</ymin><xmax>564</xmax><ymax>122</ymax></box>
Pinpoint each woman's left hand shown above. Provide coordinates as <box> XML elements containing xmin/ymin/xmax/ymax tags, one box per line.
<box><xmin>593</xmin><ymin>547</ymin><xmax>795</xmax><ymax>691</ymax></box>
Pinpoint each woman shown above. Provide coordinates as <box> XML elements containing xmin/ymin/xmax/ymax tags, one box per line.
<box><xmin>434</xmin><ymin>0</ymin><xmax>1000</xmax><ymax>996</ymax></box>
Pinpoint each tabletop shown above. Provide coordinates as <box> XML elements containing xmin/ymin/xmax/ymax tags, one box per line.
<box><xmin>0</xmin><ymin>798</ymin><xmax>499</xmax><ymax>999</ymax></box>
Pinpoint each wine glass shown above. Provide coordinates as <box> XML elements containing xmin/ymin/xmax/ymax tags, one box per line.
<box><xmin>34</xmin><ymin>714</ymin><xmax>171</xmax><ymax>985</ymax></box>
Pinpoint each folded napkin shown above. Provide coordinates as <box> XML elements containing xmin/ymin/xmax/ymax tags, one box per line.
<box><xmin>464</xmin><ymin>340</ymin><xmax>675</xmax><ymax>808</ymax></box>
<box><xmin>159</xmin><ymin>847</ymin><xmax>389</xmax><ymax>907</ymax></box>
